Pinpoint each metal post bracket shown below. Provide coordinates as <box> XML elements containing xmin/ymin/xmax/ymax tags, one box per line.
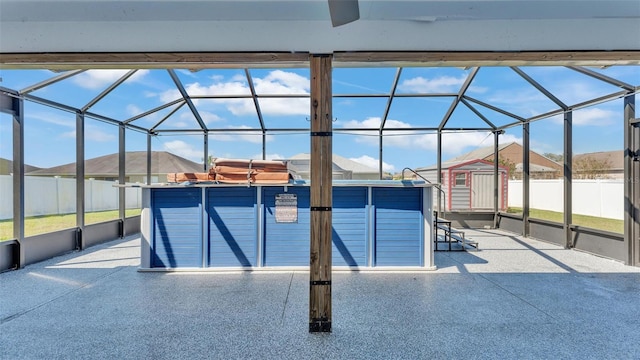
<box><xmin>309</xmin><ymin>317</ymin><xmax>331</xmax><ymax>332</ymax></box>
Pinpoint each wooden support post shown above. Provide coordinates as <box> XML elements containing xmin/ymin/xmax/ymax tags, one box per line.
<box><xmin>309</xmin><ymin>54</ymin><xmax>332</xmax><ymax>333</ymax></box>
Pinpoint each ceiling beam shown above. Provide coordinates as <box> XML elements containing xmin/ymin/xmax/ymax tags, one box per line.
<box><xmin>3</xmin><ymin>51</ymin><xmax>640</xmax><ymax>70</ymax></box>
<box><xmin>333</xmin><ymin>51</ymin><xmax>640</xmax><ymax>67</ymax></box>
<box><xmin>0</xmin><ymin>52</ymin><xmax>311</xmax><ymax>70</ymax></box>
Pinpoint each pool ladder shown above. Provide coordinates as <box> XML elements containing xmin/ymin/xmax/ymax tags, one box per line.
<box><xmin>401</xmin><ymin>167</ymin><xmax>447</xmax><ymax>217</ymax></box>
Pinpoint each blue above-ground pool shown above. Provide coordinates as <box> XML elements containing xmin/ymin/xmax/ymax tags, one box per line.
<box><xmin>139</xmin><ymin>180</ymin><xmax>435</xmax><ymax>270</ymax></box>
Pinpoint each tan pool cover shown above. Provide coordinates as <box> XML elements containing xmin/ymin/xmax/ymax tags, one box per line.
<box><xmin>167</xmin><ymin>159</ymin><xmax>291</xmax><ymax>184</ymax></box>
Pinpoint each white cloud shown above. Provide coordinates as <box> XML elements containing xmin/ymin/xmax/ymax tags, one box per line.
<box><xmin>556</xmin><ymin>82</ymin><xmax>600</xmax><ymax>104</ymax></box>
<box><xmin>157</xmin><ymin>70</ymin><xmax>309</xmax><ymax>116</ymax></box>
<box><xmin>210</xmin><ymin>125</ymin><xmax>272</xmax><ymax>144</ymax></box>
<box><xmin>60</xmin><ymin>130</ymin><xmax>76</xmax><ymax>139</ymax></box>
<box><xmin>399</xmin><ymin>75</ymin><xmax>466</xmax><ymax>93</ymax></box>
<box><xmin>72</xmin><ymin>69</ymin><xmax>149</xmax><ymax>90</ymax></box>
<box><xmin>29</xmin><ymin>111</ymin><xmax>116</xmax><ymax>142</ymax></box>
<box><xmin>231</xmin><ymin>98</ymin><xmax>310</xmax><ymax>116</ymax></box>
<box><xmin>573</xmin><ymin>108</ymin><xmax>618</xmax><ymax>126</ymax></box>
<box><xmin>162</xmin><ymin>140</ymin><xmax>203</xmax><ymax>162</ymax></box>
<box><xmin>549</xmin><ymin>108</ymin><xmax>618</xmax><ymax>127</ymax></box>
<box><xmin>260</xmin><ymin>70</ymin><xmax>309</xmax><ymax>92</ymax></box>
<box><xmin>86</xmin><ymin>130</ymin><xmax>116</xmax><ymax>142</ymax></box>
<box><xmin>199</xmin><ymin>111</ymin><xmax>223</xmax><ymax>125</ymax></box>
<box><xmin>350</xmin><ymin>155</ymin><xmax>395</xmax><ymax>173</ymax></box>
<box><xmin>169</xmin><ymin>111</ymin><xmax>223</xmax><ymax>128</ymax></box>
<box><xmin>482</xmin><ymin>78</ymin><xmax>622</xmax><ymax>118</ymax></box>
<box><xmin>27</xmin><ymin>112</ymin><xmax>74</xmax><ymax>128</ymax></box>
<box><xmin>441</xmin><ymin>131</ymin><xmax>520</xmax><ymax>154</ymax></box>
<box><xmin>176</xmin><ymin>69</ymin><xmax>199</xmax><ymax>78</ymax></box>
<box><xmin>60</xmin><ymin>124</ymin><xmax>117</xmax><ymax>142</ymax></box>
<box><xmin>126</xmin><ymin>104</ymin><xmax>143</xmax><ymax>117</ymax></box>
<box><xmin>342</xmin><ymin>116</ymin><xmax>521</xmax><ymax>155</ymax></box>
<box><xmin>251</xmin><ymin>153</ymin><xmax>285</xmax><ymax>161</ymax></box>
<box><xmin>485</xmin><ymin>88</ymin><xmax>554</xmax><ymax>117</ymax></box>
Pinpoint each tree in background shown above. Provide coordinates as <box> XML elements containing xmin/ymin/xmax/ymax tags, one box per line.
<box><xmin>543</xmin><ymin>153</ymin><xmax>563</xmax><ymax>163</ymax></box>
<box><xmin>573</xmin><ymin>155</ymin><xmax>612</xmax><ymax>179</ymax></box>
<box><xmin>498</xmin><ymin>157</ymin><xmax>517</xmax><ymax>179</ymax></box>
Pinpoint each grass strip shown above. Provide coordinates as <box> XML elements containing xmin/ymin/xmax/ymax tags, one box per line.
<box><xmin>506</xmin><ymin>207</ymin><xmax>623</xmax><ymax>234</ymax></box>
<box><xmin>0</xmin><ymin>209</ymin><xmax>141</xmax><ymax>241</ymax></box>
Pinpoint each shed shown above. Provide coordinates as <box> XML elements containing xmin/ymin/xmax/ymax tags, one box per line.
<box><xmin>415</xmin><ymin>159</ymin><xmax>508</xmax><ymax>211</ymax></box>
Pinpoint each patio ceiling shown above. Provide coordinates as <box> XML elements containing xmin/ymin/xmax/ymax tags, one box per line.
<box><xmin>1</xmin><ymin>1</ymin><xmax>640</xmax><ymax>54</ymax></box>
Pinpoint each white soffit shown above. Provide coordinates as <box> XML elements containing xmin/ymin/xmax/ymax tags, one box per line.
<box><xmin>0</xmin><ymin>0</ymin><xmax>639</xmax><ymax>54</ymax></box>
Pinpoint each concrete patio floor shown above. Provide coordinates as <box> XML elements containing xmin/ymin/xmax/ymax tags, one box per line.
<box><xmin>2</xmin><ymin>229</ymin><xmax>640</xmax><ymax>359</ymax></box>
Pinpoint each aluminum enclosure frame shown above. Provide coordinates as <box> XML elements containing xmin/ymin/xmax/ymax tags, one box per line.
<box><xmin>1</xmin><ymin>52</ymin><xmax>639</xmax><ymax>269</ymax></box>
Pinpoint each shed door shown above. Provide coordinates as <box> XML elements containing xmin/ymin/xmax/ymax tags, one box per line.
<box><xmin>471</xmin><ymin>173</ymin><xmax>502</xmax><ymax>210</ymax></box>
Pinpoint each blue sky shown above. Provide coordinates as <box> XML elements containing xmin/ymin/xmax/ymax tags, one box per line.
<box><xmin>0</xmin><ymin>65</ymin><xmax>638</xmax><ymax>172</ymax></box>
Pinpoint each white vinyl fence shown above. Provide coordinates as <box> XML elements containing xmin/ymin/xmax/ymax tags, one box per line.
<box><xmin>0</xmin><ymin>175</ymin><xmax>141</xmax><ymax>220</ymax></box>
<box><xmin>508</xmin><ymin>179</ymin><xmax>623</xmax><ymax>220</ymax></box>
<box><xmin>0</xmin><ymin>176</ymin><xmax>624</xmax><ymax>221</ymax></box>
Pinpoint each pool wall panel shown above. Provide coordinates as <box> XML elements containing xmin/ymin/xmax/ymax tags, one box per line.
<box><xmin>151</xmin><ymin>188</ymin><xmax>202</xmax><ymax>268</ymax></box>
<box><xmin>332</xmin><ymin>187</ymin><xmax>368</xmax><ymax>267</ymax></box>
<box><xmin>373</xmin><ymin>188</ymin><xmax>423</xmax><ymax>266</ymax></box>
<box><xmin>263</xmin><ymin>187</ymin><xmax>311</xmax><ymax>266</ymax></box>
<box><xmin>207</xmin><ymin>187</ymin><xmax>257</xmax><ymax>267</ymax></box>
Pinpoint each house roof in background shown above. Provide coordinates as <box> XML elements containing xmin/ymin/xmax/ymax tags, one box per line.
<box><xmin>288</xmin><ymin>153</ymin><xmax>379</xmax><ymax>174</ymax></box>
<box><xmin>415</xmin><ymin>159</ymin><xmax>508</xmax><ymax>172</ymax></box>
<box><xmin>27</xmin><ymin>151</ymin><xmax>203</xmax><ymax>177</ymax></box>
<box><xmin>0</xmin><ymin>158</ymin><xmax>41</xmax><ymax>175</ymax></box>
<box><xmin>447</xmin><ymin>142</ymin><xmax>515</xmax><ymax>162</ymax></box>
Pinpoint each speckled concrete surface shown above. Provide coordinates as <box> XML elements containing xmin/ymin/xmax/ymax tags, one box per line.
<box><xmin>2</xmin><ymin>230</ymin><xmax>640</xmax><ymax>359</ymax></box>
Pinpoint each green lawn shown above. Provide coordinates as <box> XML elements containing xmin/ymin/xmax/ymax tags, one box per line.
<box><xmin>506</xmin><ymin>207</ymin><xmax>623</xmax><ymax>234</ymax></box>
<box><xmin>0</xmin><ymin>209</ymin><xmax>142</xmax><ymax>241</ymax></box>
